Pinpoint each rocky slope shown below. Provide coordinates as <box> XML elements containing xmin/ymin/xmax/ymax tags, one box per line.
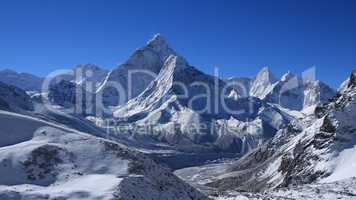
<box><xmin>0</xmin><ymin>110</ymin><xmax>208</xmax><ymax>200</ymax></box>
<box><xmin>176</xmin><ymin>69</ymin><xmax>356</xmax><ymax>194</ymax></box>
<box><xmin>46</xmin><ymin>79</ymin><xmax>97</xmax><ymax>116</ymax></box>
<box><xmin>212</xmin><ymin>177</ymin><xmax>356</xmax><ymax>200</ymax></box>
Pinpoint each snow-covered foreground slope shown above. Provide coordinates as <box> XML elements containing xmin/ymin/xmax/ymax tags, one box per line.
<box><xmin>0</xmin><ymin>111</ymin><xmax>208</xmax><ymax>200</ymax></box>
<box><xmin>212</xmin><ymin>177</ymin><xmax>356</xmax><ymax>200</ymax></box>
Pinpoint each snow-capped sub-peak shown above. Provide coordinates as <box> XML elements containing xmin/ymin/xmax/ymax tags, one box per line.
<box><xmin>73</xmin><ymin>64</ymin><xmax>109</xmax><ymax>88</ymax></box>
<box><xmin>250</xmin><ymin>67</ymin><xmax>278</xmax><ymax>99</ymax></box>
<box><xmin>228</xmin><ymin>89</ymin><xmax>239</xmax><ymax>100</ymax></box>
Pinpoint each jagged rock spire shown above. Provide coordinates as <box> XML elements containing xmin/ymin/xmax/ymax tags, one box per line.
<box><xmin>250</xmin><ymin>67</ymin><xmax>278</xmax><ymax>99</ymax></box>
<box><xmin>339</xmin><ymin>69</ymin><xmax>356</xmax><ymax>93</ymax></box>
<box><xmin>348</xmin><ymin>69</ymin><xmax>356</xmax><ymax>88</ymax></box>
<box><xmin>256</xmin><ymin>67</ymin><xmax>278</xmax><ymax>83</ymax></box>
<box><xmin>146</xmin><ymin>33</ymin><xmax>167</xmax><ymax>47</ymax></box>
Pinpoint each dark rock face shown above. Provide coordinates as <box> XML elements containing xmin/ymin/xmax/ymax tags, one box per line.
<box><xmin>48</xmin><ymin>80</ymin><xmax>77</xmax><ymax>107</ymax></box>
<box><xmin>314</xmin><ymin>104</ymin><xmax>329</xmax><ymax>118</ymax></box>
<box><xmin>205</xmin><ymin>124</ymin><xmax>303</xmax><ymax>192</ymax></box>
<box><xmin>348</xmin><ymin>69</ymin><xmax>356</xmax><ymax>88</ymax></box>
<box><xmin>0</xmin><ymin>98</ymin><xmax>10</xmax><ymax>111</ymax></box>
<box><xmin>21</xmin><ymin>145</ymin><xmax>74</xmax><ymax>185</ymax></box>
<box><xmin>48</xmin><ymin>80</ymin><xmax>96</xmax><ymax>115</ymax></box>
<box><xmin>278</xmin><ymin>140</ymin><xmax>328</xmax><ymax>187</ymax></box>
<box><xmin>0</xmin><ymin>81</ymin><xmax>33</xmax><ymax>111</ymax></box>
<box><xmin>320</xmin><ymin>116</ymin><xmax>336</xmax><ymax>133</ymax></box>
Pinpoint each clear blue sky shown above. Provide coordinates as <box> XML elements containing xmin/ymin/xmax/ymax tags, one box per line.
<box><xmin>1</xmin><ymin>0</ymin><xmax>355</xmax><ymax>87</ymax></box>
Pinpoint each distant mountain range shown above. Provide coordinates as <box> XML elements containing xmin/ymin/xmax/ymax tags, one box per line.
<box><xmin>0</xmin><ymin>34</ymin><xmax>355</xmax><ymax>199</ymax></box>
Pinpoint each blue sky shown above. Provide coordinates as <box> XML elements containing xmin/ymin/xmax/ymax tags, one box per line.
<box><xmin>0</xmin><ymin>0</ymin><xmax>355</xmax><ymax>87</ymax></box>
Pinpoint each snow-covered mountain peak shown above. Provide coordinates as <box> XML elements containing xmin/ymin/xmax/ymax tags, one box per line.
<box><xmin>257</xmin><ymin>67</ymin><xmax>278</xmax><ymax>83</ymax></box>
<box><xmin>97</xmin><ymin>35</ymin><xmax>180</xmax><ymax>106</ymax></box>
<box><xmin>250</xmin><ymin>67</ymin><xmax>278</xmax><ymax>99</ymax></box>
<box><xmin>145</xmin><ymin>33</ymin><xmax>176</xmax><ymax>62</ymax></box>
<box><xmin>248</xmin><ymin>67</ymin><xmax>335</xmax><ymax>110</ymax></box>
<box><xmin>146</xmin><ymin>33</ymin><xmax>167</xmax><ymax>46</ymax></box>
<box><xmin>120</xmin><ymin>33</ymin><xmax>177</xmax><ymax>71</ymax></box>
